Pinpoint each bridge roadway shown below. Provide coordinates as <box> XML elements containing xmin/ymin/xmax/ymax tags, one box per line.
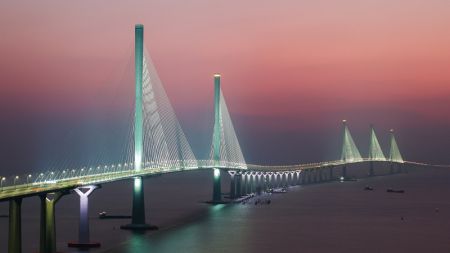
<box><xmin>0</xmin><ymin>158</ymin><xmax>403</xmax><ymax>202</ymax></box>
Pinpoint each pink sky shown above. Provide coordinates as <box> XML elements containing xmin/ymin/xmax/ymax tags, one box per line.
<box><xmin>1</xmin><ymin>0</ymin><xmax>450</xmax><ymax>164</ymax></box>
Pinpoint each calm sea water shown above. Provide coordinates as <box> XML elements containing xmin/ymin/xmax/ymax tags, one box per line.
<box><xmin>2</xmin><ymin>166</ymin><xmax>450</xmax><ymax>253</ymax></box>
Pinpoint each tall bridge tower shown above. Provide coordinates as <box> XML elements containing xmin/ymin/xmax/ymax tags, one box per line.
<box><xmin>121</xmin><ymin>24</ymin><xmax>154</xmax><ymax>230</ymax></box>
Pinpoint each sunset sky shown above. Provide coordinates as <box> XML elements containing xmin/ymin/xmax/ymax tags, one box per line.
<box><xmin>1</xmin><ymin>0</ymin><xmax>450</xmax><ymax>173</ymax></box>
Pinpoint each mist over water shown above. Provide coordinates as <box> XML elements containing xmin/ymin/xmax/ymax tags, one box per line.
<box><xmin>2</xmin><ymin>166</ymin><xmax>450</xmax><ymax>253</ymax></box>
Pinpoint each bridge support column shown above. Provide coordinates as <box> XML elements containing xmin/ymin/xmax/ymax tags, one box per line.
<box><xmin>250</xmin><ymin>173</ymin><xmax>256</xmax><ymax>193</ymax></box>
<box><xmin>8</xmin><ymin>198</ymin><xmax>22</xmax><ymax>253</ymax></box>
<box><xmin>295</xmin><ymin>171</ymin><xmax>300</xmax><ymax>185</ymax></box>
<box><xmin>318</xmin><ymin>169</ymin><xmax>323</xmax><ymax>182</ymax></box>
<box><xmin>307</xmin><ymin>169</ymin><xmax>312</xmax><ymax>184</ymax></box>
<box><xmin>121</xmin><ymin>177</ymin><xmax>157</xmax><ymax>230</ymax></box>
<box><xmin>228</xmin><ymin>171</ymin><xmax>236</xmax><ymax>199</ymax></box>
<box><xmin>39</xmin><ymin>192</ymin><xmax>65</xmax><ymax>253</ymax></box>
<box><xmin>235</xmin><ymin>173</ymin><xmax>242</xmax><ymax>198</ymax></box>
<box><xmin>212</xmin><ymin>168</ymin><xmax>222</xmax><ymax>202</ymax></box>
<box><xmin>289</xmin><ymin>172</ymin><xmax>294</xmax><ymax>186</ymax></box>
<box><xmin>342</xmin><ymin>165</ymin><xmax>347</xmax><ymax>179</ymax></box>
<box><xmin>369</xmin><ymin>161</ymin><xmax>374</xmax><ymax>177</ymax></box>
<box><xmin>329</xmin><ymin>166</ymin><xmax>333</xmax><ymax>181</ymax></box>
<box><xmin>68</xmin><ymin>185</ymin><xmax>100</xmax><ymax>248</ymax></box>
<box><xmin>243</xmin><ymin>173</ymin><xmax>248</xmax><ymax>195</ymax></box>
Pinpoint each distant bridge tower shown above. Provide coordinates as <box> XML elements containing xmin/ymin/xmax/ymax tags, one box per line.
<box><xmin>389</xmin><ymin>129</ymin><xmax>404</xmax><ymax>173</ymax></box>
<box><xmin>340</xmin><ymin>120</ymin><xmax>362</xmax><ymax>178</ymax></box>
<box><xmin>368</xmin><ymin>124</ymin><xmax>386</xmax><ymax>176</ymax></box>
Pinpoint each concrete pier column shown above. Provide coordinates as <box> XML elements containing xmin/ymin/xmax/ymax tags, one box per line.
<box><xmin>307</xmin><ymin>169</ymin><xmax>312</xmax><ymax>184</ymax></box>
<box><xmin>369</xmin><ymin>161</ymin><xmax>374</xmax><ymax>177</ymax></box>
<box><xmin>267</xmin><ymin>172</ymin><xmax>273</xmax><ymax>189</ymax></box>
<box><xmin>228</xmin><ymin>171</ymin><xmax>236</xmax><ymax>199</ymax></box>
<box><xmin>235</xmin><ymin>173</ymin><xmax>242</xmax><ymax>198</ymax></box>
<box><xmin>68</xmin><ymin>185</ymin><xmax>100</xmax><ymax>248</ymax></box>
<box><xmin>329</xmin><ymin>166</ymin><xmax>334</xmax><ymax>181</ymax></box>
<box><xmin>212</xmin><ymin>168</ymin><xmax>222</xmax><ymax>202</ymax></box>
<box><xmin>295</xmin><ymin>171</ymin><xmax>300</xmax><ymax>185</ymax></box>
<box><xmin>250</xmin><ymin>173</ymin><xmax>256</xmax><ymax>193</ymax></box>
<box><xmin>342</xmin><ymin>164</ymin><xmax>347</xmax><ymax>179</ymax></box>
<box><xmin>301</xmin><ymin>170</ymin><xmax>306</xmax><ymax>184</ymax></box>
<box><xmin>241</xmin><ymin>173</ymin><xmax>247</xmax><ymax>195</ymax></box>
<box><xmin>290</xmin><ymin>172</ymin><xmax>295</xmax><ymax>186</ymax></box>
<box><xmin>39</xmin><ymin>192</ymin><xmax>65</xmax><ymax>253</ymax></box>
<box><xmin>256</xmin><ymin>173</ymin><xmax>262</xmax><ymax>194</ymax></box>
<box><xmin>313</xmin><ymin>169</ymin><xmax>318</xmax><ymax>183</ymax></box>
<box><xmin>246</xmin><ymin>173</ymin><xmax>252</xmax><ymax>194</ymax></box>
<box><xmin>318</xmin><ymin>168</ymin><xmax>323</xmax><ymax>182</ymax></box>
<box><xmin>8</xmin><ymin>198</ymin><xmax>22</xmax><ymax>253</ymax></box>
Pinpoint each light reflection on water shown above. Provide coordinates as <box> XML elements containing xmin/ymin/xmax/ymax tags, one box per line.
<box><xmin>122</xmin><ymin>203</ymin><xmax>250</xmax><ymax>253</ymax></box>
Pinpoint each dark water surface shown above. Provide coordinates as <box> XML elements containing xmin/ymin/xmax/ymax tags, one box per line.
<box><xmin>2</xmin><ymin>167</ymin><xmax>450</xmax><ymax>253</ymax></box>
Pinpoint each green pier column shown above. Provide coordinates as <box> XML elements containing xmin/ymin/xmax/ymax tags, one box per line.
<box><xmin>212</xmin><ymin>73</ymin><xmax>222</xmax><ymax>202</ymax></box>
<box><xmin>121</xmin><ymin>24</ymin><xmax>156</xmax><ymax>230</ymax></box>
<box><xmin>8</xmin><ymin>198</ymin><xmax>22</xmax><ymax>253</ymax></box>
<box><xmin>39</xmin><ymin>192</ymin><xmax>65</xmax><ymax>253</ymax></box>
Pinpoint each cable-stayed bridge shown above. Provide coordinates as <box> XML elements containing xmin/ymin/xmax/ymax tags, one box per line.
<box><xmin>1</xmin><ymin>24</ymin><xmax>414</xmax><ymax>253</ymax></box>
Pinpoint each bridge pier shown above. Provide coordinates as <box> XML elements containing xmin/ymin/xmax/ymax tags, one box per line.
<box><xmin>8</xmin><ymin>198</ymin><xmax>22</xmax><ymax>253</ymax></box>
<box><xmin>369</xmin><ymin>161</ymin><xmax>374</xmax><ymax>176</ymax></box>
<box><xmin>121</xmin><ymin>177</ymin><xmax>157</xmax><ymax>229</ymax></box>
<box><xmin>235</xmin><ymin>173</ymin><xmax>242</xmax><ymax>198</ymax></box>
<box><xmin>398</xmin><ymin>163</ymin><xmax>403</xmax><ymax>173</ymax></box>
<box><xmin>228</xmin><ymin>171</ymin><xmax>236</xmax><ymax>199</ymax></box>
<box><xmin>329</xmin><ymin>166</ymin><xmax>334</xmax><ymax>181</ymax></box>
<box><xmin>245</xmin><ymin>173</ymin><xmax>250</xmax><ymax>194</ymax></box>
<box><xmin>68</xmin><ymin>185</ymin><xmax>100</xmax><ymax>248</ymax></box>
<box><xmin>342</xmin><ymin>164</ymin><xmax>347</xmax><ymax>179</ymax></box>
<box><xmin>307</xmin><ymin>169</ymin><xmax>312</xmax><ymax>184</ymax></box>
<box><xmin>291</xmin><ymin>172</ymin><xmax>296</xmax><ymax>186</ymax></box>
<box><xmin>212</xmin><ymin>168</ymin><xmax>222</xmax><ymax>202</ymax></box>
<box><xmin>295</xmin><ymin>171</ymin><xmax>301</xmax><ymax>185</ymax></box>
<box><xmin>39</xmin><ymin>192</ymin><xmax>66</xmax><ymax>253</ymax></box>
<box><xmin>251</xmin><ymin>173</ymin><xmax>256</xmax><ymax>193</ymax></box>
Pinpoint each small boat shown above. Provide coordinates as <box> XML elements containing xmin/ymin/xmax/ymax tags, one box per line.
<box><xmin>98</xmin><ymin>211</ymin><xmax>131</xmax><ymax>219</ymax></box>
<box><xmin>364</xmin><ymin>186</ymin><xmax>374</xmax><ymax>191</ymax></box>
<box><xmin>387</xmin><ymin>188</ymin><xmax>405</xmax><ymax>193</ymax></box>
